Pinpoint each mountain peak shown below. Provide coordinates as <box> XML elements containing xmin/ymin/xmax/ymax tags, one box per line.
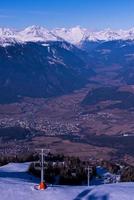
<box><xmin>18</xmin><ymin>25</ymin><xmax>59</xmax><ymax>42</ymax></box>
<box><xmin>53</xmin><ymin>26</ymin><xmax>89</xmax><ymax>44</ymax></box>
<box><xmin>0</xmin><ymin>27</ymin><xmax>15</xmax><ymax>37</ymax></box>
<box><xmin>22</xmin><ymin>25</ymin><xmax>48</xmax><ymax>33</ymax></box>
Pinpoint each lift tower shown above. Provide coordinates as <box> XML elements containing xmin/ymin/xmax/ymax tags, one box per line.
<box><xmin>35</xmin><ymin>148</ymin><xmax>50</xmax><ymax>190</ymax></box>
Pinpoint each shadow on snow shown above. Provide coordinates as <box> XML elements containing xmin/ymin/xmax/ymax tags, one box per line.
<box><xmin>0</xmin><ymin>171</ymin><xmax>39</xmax><ymax>184</ymax></box>
<box><xmin>73</xmin><ymin>188</ymin><xmax>109</xmax><ymax>200</ymax></box>
<box><xmin>73</xmin><ymin>189</ymin><xmax>92</xmax><ymax>200</ymax></box>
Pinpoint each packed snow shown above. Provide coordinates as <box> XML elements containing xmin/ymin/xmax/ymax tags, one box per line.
<box><xmin>1</xmin><ymin>26</ymin><xmax>134</xmax><ymax>46</ymax></box>
<box><xmin>0</xmin><ymin>162</ymin><xmax>133</xmax><ymax>200</ymax></box>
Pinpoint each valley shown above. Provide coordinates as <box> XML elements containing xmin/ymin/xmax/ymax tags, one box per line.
<box><xmin>0</xmin><ymin>1</ymin><xmax>134</xmax><ymax>199</ymax></box>
<box><xmin>0</xmin><ymin>82</ymin><xmax>134</xmax><ymax>165</ymax></box>
<box><xmin>0</xmin><ymin>26</ymin><xmax>134</xmax><ymax>166</ymax></box>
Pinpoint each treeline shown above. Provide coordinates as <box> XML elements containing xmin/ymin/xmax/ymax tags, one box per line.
<box><xmin>100</xmin><ymin>160</ymin><xmax>120</xmax><ymax>174</ymax></box>
<box><xmin>0</xmin><ymin>151</ymin><xmax>134</xmax><ymax>183</ymax></box>
<box><xmin>101</xmin><ymin>160</ymin><xmax>134</xmax><ymax>182</ymax></box>
<box><xmin>0</xmin><ymin>152</ymin><xmax>37</xmax><ymax>166</ymax></box>
<box><xmin>121</xmin><ymin>166</ymin><xmax>134</xmax><ymax>182</ymax></box>
<box><xmin>29</xmin><ymin>153</ymin><xmax>96</xmax><ymax>185</ymax></box>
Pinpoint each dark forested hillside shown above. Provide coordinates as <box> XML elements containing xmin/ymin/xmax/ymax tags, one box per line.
<box><xmin>0</xmin><ymin>41</ymin><xmax>94</xmax><ymax>104</ymax></box>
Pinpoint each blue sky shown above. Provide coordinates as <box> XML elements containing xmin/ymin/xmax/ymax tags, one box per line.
<box><xmin>0</xmin><ymin>0</ymin><xmax>134</xmax><ymax>30</ymax></box>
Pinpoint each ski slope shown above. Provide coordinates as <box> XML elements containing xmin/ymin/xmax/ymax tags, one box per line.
<box><xmin>0</xmin><ymin>163</ymin><xmax>133</xmax><ymax>200</ymax></box>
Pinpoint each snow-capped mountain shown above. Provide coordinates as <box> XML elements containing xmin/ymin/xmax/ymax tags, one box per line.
<box><xmin>53</xmin><ymin>26</ymin><xmax>89</xmax><ymax>44</ymax></box>
<box><xmin>0</xmin><ymin>27</ymin><xmax>15</xmax><ymax>37</ymax></box>
<box><xmin>86</xmin><ymin>29</ymin><xmax>123</xmax><ymax>41</ymax></box>
<box><xmin>1</xmin><ymin>25</ymin><xmax>134</xmax><ymax>47</ymax></box>
<box><xmin>18</xmin><ymin>25</ymin><xmax>62</xmax><ymax>42</ymax></box>
<box><xmin>0</xmin><ymin>25</ymin><xmax>63</xmax><ymax>46</ymax></box>
<box><xmin>0</xmin><ymin>28</ymin><xmax>19</xmax><ymax>47</ymax></box>
<box><xmin>53</xmin><ymin>26</ymin><xmax>134</xmax><ymax>44</ymax></box>
<box><xmin>86</xmin><ymin>28</ymin><xmax>134</xmax><ymax>41</ymax></box>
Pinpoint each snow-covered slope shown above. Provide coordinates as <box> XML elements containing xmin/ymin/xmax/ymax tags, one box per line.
<box><xmin>0</xmin><ymin>162</ymin><xmax>30</xmax><ymax>172</ymax></box>
<box><xmin>0</xmin><ymin>162</ymin><xmax>134</xmax><ymax>200</ymax></box>
<box><xmin>86</xmin><ymin>28</ymin><xmax>134</xmax><ymax>41</ymax></box>
<box><xmin>0</xmin><ymin>28</ymin><xmax>19</xmax><ymax>46</ymax></box>
<box><xmin>0</xmin><ymin>163</ymin><xmax>88</xmax><ymax>200</ymax></box>
<box><xmin>1</xmin><ymin>26</ymin><xmax>134</xmax><ymax>47</ymax></box>
<box><xmin>53</xmin><ymin>27</ymin><xmax>134</xmax><ymax>44</ymax></box>
<box><xmin>53</xmin><ymin>26</ymin><xmax>89</xmax><ymax>44</ymax></box>
<box><xmin>18</xmin><ymin>25</ymin><xmax>62</xmax><ymax>42</ymax></box>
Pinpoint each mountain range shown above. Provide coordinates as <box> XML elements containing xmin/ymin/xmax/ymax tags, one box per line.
<box><xmin>1</xmin><ymin>25</ymin><xmax>134</xmax><ymax>46</ymax></box>
<box><xmin>1</xmin><ymin>25</ymin><xmax>134</xmax><ymax>103</ymax></box>
<box><xmin>0</xmin><ymin>25</ymin><xmax>134</xmax><ymax>164</ymax></box>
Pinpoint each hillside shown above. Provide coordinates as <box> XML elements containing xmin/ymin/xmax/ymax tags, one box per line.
<box><xmin>0</xmin><ymin>162</ymin><xmax>133</xmax><ymax>200</ymax></box>
<box><xmin>0</xmin><ymin>25</ymin><xmax>134</xmax><ymax>165</ymax></box>
<box><xmin>82</xmin><ymin>86</ymin><xmax>134</xmax><ymax>109</ymax></box>
<box><xmin>0</xmin><ymin>41</ymin><xmax>94</xmax><ymax>103</ymax></box>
